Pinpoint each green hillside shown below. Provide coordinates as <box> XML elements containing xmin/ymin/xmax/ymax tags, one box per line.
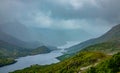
<box><xmin>59</xmin><ymin>40</ymin><xmax>120</xmax><ymax>61</ymax></box>
<box><xmin>0</xmin><ymin>40</ymin><xmax>51</xmax><ymax>67</ymax></box>
<box><xmin>6</xmin><ymin>24</ymin><xmax>120</xmax><ymax>72</ymax></box>
<box><xmin>0</xmin><ymin>58</ymin><xmax>17</xmax><ymax>67</ymax></box>
<box><xmin>86</xmin><ymin>52</ymin><xmax>120</xmax><ymax>73</ymax></box>
<box><xmin>59</xmin><ymin>24</ymin><xmax>120</xmax><ymax>61</ymax></box>
<box><xmin>66</xmin><ymin>24</ymin><xmax>120</xmax><ymax>55</ymax></box>
<box><xmin>11</xmin><ymin>39</ymin><xmax>120</xmax><ymax>73</ymax></box>
<box><xmin>82</xmin><ymin>41</ymin><xmax>120</xmax><ymax>53</ymax></box>
<box><xmin>0</xmin><ymin>41</ymin><xmax>51</xmax><ymax>58</ymax></box>
<box><xmin>30</xmin><ymin>46</ymin><xmax>51</xmax><ymax>55</ymax></box>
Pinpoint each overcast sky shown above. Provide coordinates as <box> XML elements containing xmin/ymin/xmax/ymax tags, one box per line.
<box><xmin>0</xmin><ymin>0</ymin><xmax>120</xmax><ymax>45</ymax></box>
<box><xmin>1</xmin><ymin>0</ymin><xmax>120</xmax><ymax>29</ymax></box>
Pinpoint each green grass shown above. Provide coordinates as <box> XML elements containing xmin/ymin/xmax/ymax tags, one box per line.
<box><xmin>0</xmin><ymin>58</ymin><xmax>17</xmax><ymax>67</ymax></box>
<box><xmin>86</xmin><ymin>52</ymin><xmax>120</xmax><ymax>73</ymax></box>
<box><xmin>82</xmin><ymin>41</ymin><xmax>120</xmax><ymax>53</ymax></box>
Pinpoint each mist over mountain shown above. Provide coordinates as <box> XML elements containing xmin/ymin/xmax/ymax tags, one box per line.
<box><xmin>67</xmin><ymin>24</ymin><xmax>120</xmax><ymax>54</ymax></box>
<box><xmin>0</xmin><ymin>23</ymin><xmax>42</xmax><ymax>48</ymax></box>
<box><xmin>0</xmin><ymin>22</ymin><xmax>94</xmax><ymax>47</ymax></box>
<box><xmin>0</xmin><ymin>21</ymin><xmax>33</xmax><ymax>42</ymax></box>
<box><xmin>0</xmin><ymin>20</ymin><xmax>97</xmax><ymax>47</ymax></box>
<box><xmin>1</xmin><ymin>0</ymin><xmax>120</xmax><ymax>73</ymax></box>
<box><xmin>0</xmin><ymin>0</ymin><xmax>119</xmax><ymax>47</ymax></box>
<box><xmin>30</xmin><ymin>27</ymin><xmax>93</xmax><ymax>46</ymax></box>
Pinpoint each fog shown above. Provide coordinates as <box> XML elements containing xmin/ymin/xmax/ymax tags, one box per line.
<box><xmin>0</xmin><ymin>0</ymin><xmax>119</xmax><ymax>46</ymax></box>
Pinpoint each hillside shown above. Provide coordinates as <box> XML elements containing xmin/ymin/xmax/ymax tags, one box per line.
<box><xmin>0</xmin><ymin>58</ymin><xmax>17</xmax><ymax>67</ymax></box>
<box><xmin>66</xmin><ymin>24</ymin><xmax>120</xmax><ymax>54</ymax></box>
<box><xmin>0</xmin><ymin>40</ymin><xmax>51</xmax><ymax>67</ymax></box>
<box><xmin>58</xmin><ymin>40</ymin><xmax>120</xmax><ymax>61</ymax></box>
<box><xmin>31</xmin><ymin>27</ymin><xmax>92</xmax><ymax>46</ymax></box>
<box><xmin>86</xmin><ymin>52</ymin><xmax>120</xmax><ymax>73</ymax></box>
<box><xmin>11</xmin><ymin>44</ymin><xmax>120</xmax><ymax>73</ymax></box>
<box><xmin>0</xmin><ymin>22</ymin><xmax>32</xmax><ymax>44</ymax></box>
<box><xmin>0</xmin><ymin>29</ymin><xmax>41</xmax><ymax>49</ymax></box>
<box><xmin>30</xmin><ymin>46</ymin><xmax>51</xmax><ymax>55</ymax></box>
<box><xmin>0</xmin><ymin>30</ymin><xmax>26</xmax><ymax>48</ymax></box>
<box><xmin>10</xmin><ymin>23</ymin><xmax>120</xmax><ymax>73</ymax></box>
<box><xmin>82</xmin><ymin>41</ymin><xmax>120</xmax><ymax>53</ymax></box>
<box><xmin>63</xmin><ymin>24</ymin><xmax>120</xmax><ymax>59</ymax></box>
<box><xmin>0</xmin><ymin>40</ymin><xmax>51</xmax><ymax>58</ymax></box>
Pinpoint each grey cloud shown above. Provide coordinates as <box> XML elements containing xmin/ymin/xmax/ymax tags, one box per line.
<box><xmin>34</xmin><ymin>0</ymin><xmax>120</xmax><ymax>24</ymax></box>
<box><xmin>1</xmin><ymin>0</ymin><xmax>120</xmax><ymax>46</ymax></box>
<box><xmin>1</xmin><ymin>0</ymin><xmax>120</xmax><ymax>24</ymax></box>
<box><xmin>0</xmin><ymin>0</ymin><xmax>119</xmax><ymax>33</ymax></box>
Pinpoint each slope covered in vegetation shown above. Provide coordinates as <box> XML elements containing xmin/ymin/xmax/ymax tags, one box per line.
<box><xmin>58</xmin><ymin>40</ymin><xmax>120</xmax><ymax>61</ymax></box>
<box><xmin>0</xmin><ymin>40</ymin><xmax>51</xmax><ymax>67</ymax></box>
<box><xmin>11</xmin><ymin>40</ymin><xmax>120</xmax><ymax>73</ymax></box>
<box><xmin>86</xmin><ymin>52</ymin><xmax>120</xmax><ymax>73</ymax></box>
<box><xmin>82</xmin><ymin>41</ymin><xmax>120</xmax><ymax>53</ymax></box>
<box><xmin>0</xmin><ymin>58</ymin><xmax>17</xmax><ymax>67</ymax></box>
<box><xmin>66</xmin><ymin>24</ymin><xmax>120</xmax><ymax>56</ymax></box>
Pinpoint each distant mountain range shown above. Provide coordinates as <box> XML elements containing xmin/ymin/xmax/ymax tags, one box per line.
<box><xmin>0</xmin><ymin>29</ymin><xmax>54</xmax><ymax>58</ymax></box>
<box><xmin>0</xmin><ymin>40</ymin><xmax>51</xmax><ymax>58</ymax></box>
<box><xmin>0</xmin><ymin>21</ymin><xmax>43</xmax><ymax>48</ymax></box>
<box><xmin>0</xmin><ymin>21</ymin><xmax>32</xmax><ymax>42</ymax></box>
<box><xmin>0</xmin><ymin>39</ymin><xmax>52</xmax><ymax>67</ymax></box>
<box><xmin>0</xmin><ymin>22</ymin><xmax>57</xmax><ymax>67</ymax></box>
<box><xmin>66</xmin><ymin>24</ymin><xmax>120</xmax><ymax>54</ymax></box>
<box><xmin>31</xmin><ymin>27</ymin><xmax>93</xmax><ymax>46</ymax></box>
<box><xmin>0</xmin><ymin>28</ymin><xmax>42</xmax><ymax>49</ymax></box>
<box><xmin>11</xmin><ymin>24</ymin><xmax>120</xmax><ymax>73</ymax></box>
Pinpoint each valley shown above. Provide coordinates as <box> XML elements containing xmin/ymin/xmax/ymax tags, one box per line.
<box><xmin>0</xmin><ymin>50</ymin><xmax>63</xmax><ymax>73</ymax></box>
<box><xmin>0</xmin><ymin>1</ymin><xmax>120</xmax><ymax>72</ymax></box>
<box><xmin>0</xmin><ymin>40</ymin><xmax>52</xmax><ymax>67</ymax></box>
<box><xmin>10</xmin><ymin>24</ymin><xmax>120</xmax><ymax>73</ymax></box>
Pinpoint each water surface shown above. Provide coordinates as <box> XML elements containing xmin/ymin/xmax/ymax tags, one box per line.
<box><xmin>0</xmin><ymin>50</ymin><xmax>63</xmax><ymax>73</ymax></box>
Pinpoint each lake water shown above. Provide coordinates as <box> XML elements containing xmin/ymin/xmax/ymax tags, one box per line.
<box><xmin>0</xmin><ymin>50</ymin><xmax>63</xmax><ymax>73</ymax></box>
<box><xmin>0</xmin><ymin>41</ymin><xmax>78</xmax><ymax>73</ymax></box>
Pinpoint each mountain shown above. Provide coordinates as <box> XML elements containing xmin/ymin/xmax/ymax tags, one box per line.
<box><xmin>11</xmin><ymin>24</ymin><xmax>120</xmax><ymax>73</ymax></box>
<box><xmin>0</xmin><ymin>21</ymin><xmax>32</xmax><ymax>42</ymax></box>
<box><xmin>30</xmin><ymin>46</ymin><xmax>51</xmax><ymax>55</ymax></box>
<box><xmin>31</xmin><ymin>27</ymin><xmax>92</xmax><ymax>46</ymax></box>
<box><xmin>66</xmin><ymin>24</ymin><xmax>120</xmax><ymax>54</ymax></box>
<box><xmin>11</xmin><ymin>41</ymin><xmax>120</xmax><ymax>73</ymax></box>
<box><xmin>0</xmin><ymin>30</ymin><xmax>26</xmax><ymax>48</ymax></box>
<box><xmin>86</xmin><ymin>52</ymin><xmax>120</xmax><ymax>73</ymax></box>
<box><xmin>0</xmin><ymin>21</ymin><xmax>42</xmax><ymax>48</ymax></box>
<box><xmin>0</xmin><ymin>29</ymin><xmax>41</xmax><ymax>48</ymax></box>
<box><xmin>82</xmin><ymin>41</ymin><xmax>120</xmax><ymax>53</ymax></box>
<box><xmin>0</xmin><ymin>40</ymin><xmax>51</xmax><ymax>58</ymax></box>
<box><xmin>0</xmin><ymin>40</ymin><xmax>52</xmax><ymax>67</ymax></box>
<box><xmin>0</xmin><ymin>40</ymin><xmax>35</xmax><ymax>58</ymax></box>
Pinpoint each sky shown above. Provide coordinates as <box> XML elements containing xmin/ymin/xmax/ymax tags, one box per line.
<box><xmin>0</xmin><ymin>0</ymin><xmax>120</xmax><ymax>46</ymax></box>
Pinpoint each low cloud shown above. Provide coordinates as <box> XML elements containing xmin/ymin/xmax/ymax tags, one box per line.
<box><xmin>0</xmin><ymin>0</ymin><xmax>120</xmax><ymax>32</ymax></box>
